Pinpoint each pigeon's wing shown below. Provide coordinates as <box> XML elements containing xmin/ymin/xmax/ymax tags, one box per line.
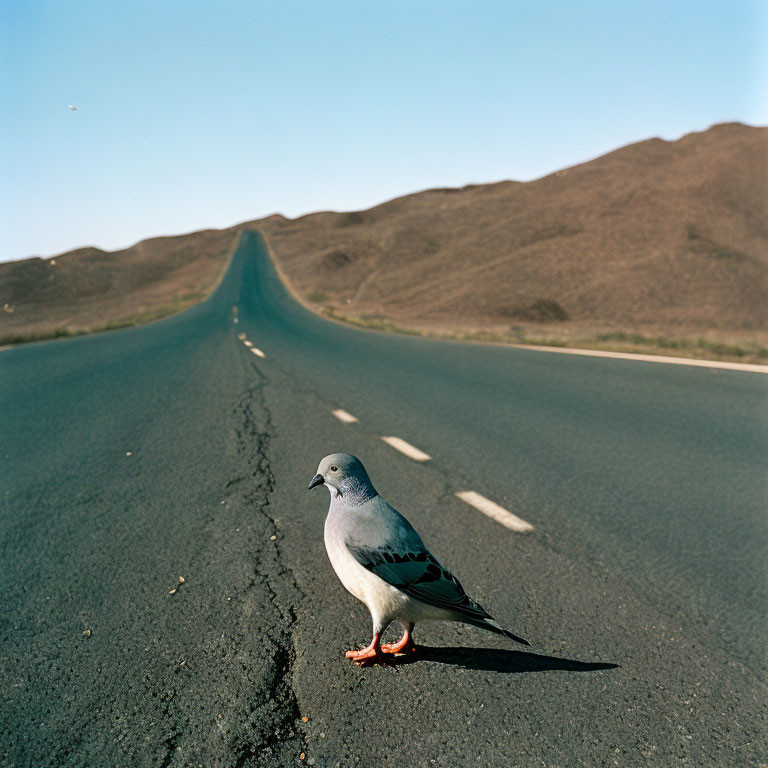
<box><xmin>345</xmin><ymin>521</ymin><xmax>492</xmax><ymax>621</ymax></box>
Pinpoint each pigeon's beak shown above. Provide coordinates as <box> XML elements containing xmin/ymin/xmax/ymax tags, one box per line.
<box><xmin>308</xmin><ymin>473</ymin><xmax>324</xmax><ymax>490</ymax></box>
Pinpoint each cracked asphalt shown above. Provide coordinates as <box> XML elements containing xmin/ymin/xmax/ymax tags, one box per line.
<box><xmin>1</xmin><ymin>232</ymin><xmax>766</xmax><ymax>766</ymax></box>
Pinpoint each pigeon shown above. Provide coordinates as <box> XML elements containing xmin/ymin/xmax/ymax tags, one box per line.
<box><xmin>309</xmin><ymin>453</ymin><xmax>529</xmax><ymax>664</ymax></box>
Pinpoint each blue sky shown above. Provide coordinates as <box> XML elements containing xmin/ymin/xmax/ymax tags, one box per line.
<box><xmin>1</xmin><ymin>1</ymin><xmax>766</xmax><ymax>262</ymax></box>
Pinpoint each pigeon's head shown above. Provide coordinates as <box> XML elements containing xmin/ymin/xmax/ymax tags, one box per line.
<box><xmin>308</xmin><ymin>453</ymin><xmax>377</xmax><ymax>504</ymax></box>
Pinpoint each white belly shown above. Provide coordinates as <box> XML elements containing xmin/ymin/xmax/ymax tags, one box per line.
<box><xmin>324</xmin><ymin>515</ymin><xmax>455</xmax><ymax>627</ymax></box>
<box><xmin>324</xmin><ymin>522</ymin><xmax>400</xmax><ymax>615</ymax></box>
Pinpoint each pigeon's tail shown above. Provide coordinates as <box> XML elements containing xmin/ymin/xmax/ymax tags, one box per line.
<box><xmin>465</xmin><ymin>616</ymin><xmax>530</xmax><ymax>647</ymax></box>
<box><xmin>499</xmin><ymin>627</ymin><xmax>531</xmax><ymax>647</ymax></box>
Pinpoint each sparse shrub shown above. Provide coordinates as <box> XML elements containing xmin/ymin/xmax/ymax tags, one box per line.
<box><xmin>505</xmin><ymin>299</ymin><xmax>568</xmax><ymax>323</ymax></box>
<box><xmin>686</xmin><ymin>224</ymin><xmax>702</xmax><ymax>240</ymax></box>
<box><xmin>335</xmin><ymin>212</ymin><xmax>364</xmax><ymax>227</ymax></box>
<box><xmin>323</xmin><ymin>249</ymin><xmax>352</xmax><ymax>268</ymax></box>
<box><xmin>686</xmin><ymin>224</ymin><xmax>747</xmax><ymax>261</ymax></box>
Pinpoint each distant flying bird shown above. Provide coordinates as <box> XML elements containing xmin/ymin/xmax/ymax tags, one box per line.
<box><xmin>309</xmin><ymin>453</ymin><xmax>529</xmax><ymax>665</ymax></box>
<box><xmin>68</xmin><ymin>105</ymin><xmax>77</xmax><ymax>111</ymax></box>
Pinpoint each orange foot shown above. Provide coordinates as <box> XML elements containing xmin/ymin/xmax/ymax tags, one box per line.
<box><xmin>381</xmin><ymin>626</ymin><xmax>416</xmax><ymax>656</ymax></box>
<box><xmin>345</xmin><ymin>635</ymin><xmax>385</xmax><ymax>666</ymax></box>
<box><xmin>345</xmin><ymin>648</ymin><xmax>386</xmax><ymax>666</ymax></box>
<box><xmin>381</xmin><ymin>641</ymin><xmax>417</xmax><ymax>655</ymax></box>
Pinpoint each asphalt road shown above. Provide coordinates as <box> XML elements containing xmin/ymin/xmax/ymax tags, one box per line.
<box><xmin>1</xmin><ymin>231</ymin><xmax>766</xmax><ymax>767</ymax></box>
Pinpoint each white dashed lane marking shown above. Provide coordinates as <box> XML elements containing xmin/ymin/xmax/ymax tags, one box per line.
<box><xmin>381</xmin><ymin>436</ymin><xmax>431</xmax><ymax>462</ymax></box>
<box><xmin>455</xmin><ymin>490</ymin><xmax>534</xmax><ymax>533</ymax></box>
<box><xmin>332</xmin><ymin>409</ymin><xmax>359</xmax><ymax>424</ymax></box>
<box><xmin>333</xmin><ymin>410</ymin><xmax>532</xmax><ymax>534</ymax></box>
<box><xmin>238</xmin><ymin>345</ymin><xmax>531</xmax><ymax>533</ymax></box>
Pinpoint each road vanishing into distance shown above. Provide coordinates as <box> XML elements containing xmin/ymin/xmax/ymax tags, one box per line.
<box><xmin>2</xmin><ymin>232</ymin><xmax>766</xmax><ymax>767</ymax></box>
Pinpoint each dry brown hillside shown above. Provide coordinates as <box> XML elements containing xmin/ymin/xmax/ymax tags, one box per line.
<box><xmin>2</xmin><ymin>122</ymin><xmax>766</xmax><ymax>360</ymax></box>
<box><xmin>0</xmin><ymin>228</ymin><xmax>241</xmax><ymax>343</ymax></box>
<box><xmin>257</xmin><ymin>122</ymin><xmax>768</xmax><ymax>358</ymax></box>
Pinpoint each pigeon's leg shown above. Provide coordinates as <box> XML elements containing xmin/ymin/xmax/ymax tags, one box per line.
<box><xmin>346</xmin><ymin>618</ymin><xmax>390</xmax><ymax>665</ymax></box>
<box><xmin>345</xmin><ymin>633</ymin><xmax>382</xmax><ymax>662</ymax></box>
<box><xmin>381</xmin><ymin>622</ymin><xmax>416</xmax><ymax>654</ymax></box>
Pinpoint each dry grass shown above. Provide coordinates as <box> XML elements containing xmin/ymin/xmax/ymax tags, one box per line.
<box><xmin>321</xmin><ymin>308</ymin><xmax>768</xmax><ymax>364</ymax></box>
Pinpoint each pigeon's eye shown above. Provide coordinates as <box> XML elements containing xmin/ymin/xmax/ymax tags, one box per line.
<box><xmin>330</xmin><ymin>465</ymin><xmax>338</xmax><ymax>472</ymax></box>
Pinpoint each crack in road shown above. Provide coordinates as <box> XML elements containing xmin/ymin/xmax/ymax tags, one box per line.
<box><xmin>229</xmin><ymin>365</ymin><xmax>308</xmax><ymax>766</ymax></box>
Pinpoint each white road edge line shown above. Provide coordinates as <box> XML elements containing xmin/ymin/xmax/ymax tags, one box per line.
<box><xmin>381</xmin><ymin>436</ymin><xmax>431</xmax><ymax>462</ymax></box>
<box><xmin>332</xmin><ymin>409</ymin><xmax>359</xmax><ymax>424</ymax></box>
<box><xmin>456</xmin><ymin>490</ymin><xmax>534</xmax><ymax>533</ymax></box>
<box><xmin>250</xmin><ymin>347</ymin><xmax>266</xmax><ymax>358</ymax></box>
<box><xmin>513</xmin><ymin>344</ymin><xmax>768</xmax><ymax>374</ymax></box>
<box><xmin>243</xmin><ymin>340</ymin><xmax>253</xmax><ymax>347</ymax></box>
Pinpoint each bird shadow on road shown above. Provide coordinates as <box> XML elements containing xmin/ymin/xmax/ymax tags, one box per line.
<box><xmin>386</xmin><ymin>646</ymin><xmax>618</xmax><ymax>674</ymax></box>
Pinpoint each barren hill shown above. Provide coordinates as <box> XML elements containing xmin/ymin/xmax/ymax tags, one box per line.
<box><xmin>2</xmin><ymin>122</ymin><xmax>767</xmax><ymax>359</ymax></box>
<box><xmin>258</xmin><ymin>122</ymin><xmax>768</xmax><ymax>350</ymax></box>
<box><xmin>0</xmin><ymin>228</ymin><xmax>240</xmax><ymax>344</ymax></box>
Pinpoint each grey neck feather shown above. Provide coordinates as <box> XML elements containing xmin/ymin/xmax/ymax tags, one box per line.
<box><xmin>335</xmin><ymin>475</ymin><xmax>378</xmax><ymax>506</ymax></box>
